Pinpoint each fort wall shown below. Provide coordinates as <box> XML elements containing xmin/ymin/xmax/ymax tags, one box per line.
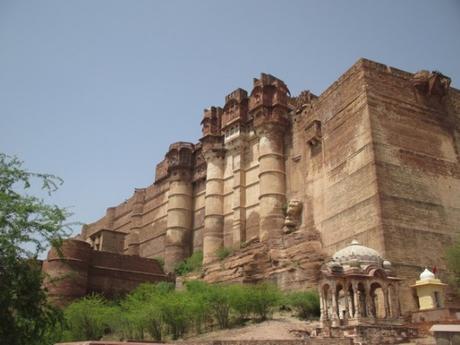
<box><xmin>61</xmin><ymin>58</ymin><xmax>459</xmax><ymax>313</ymax></box>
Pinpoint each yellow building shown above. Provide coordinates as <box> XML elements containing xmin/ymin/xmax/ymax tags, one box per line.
<box><xmin>412</xmin><ymin>268</ymin><xmax>447</xmax><ymax>310</ymax></box>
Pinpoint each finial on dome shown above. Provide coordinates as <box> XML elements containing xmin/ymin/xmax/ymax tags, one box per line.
<box><xmin>420</xmin><ymin>268</ymin><xmax>435</xmax><ymax>281</ymax></box>
<box><xmin>351</xmin><ymin>239</ymin><xmax>359</xmax><ymax>245</ymax></box>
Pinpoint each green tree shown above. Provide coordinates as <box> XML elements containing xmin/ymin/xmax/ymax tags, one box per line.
<box><xmin>246</xmin><ymin>283</ymin><xmax>281</xmax><ymax>321</ymax></box>
<box><xmin>63</xmin><ymin>295</ymin><xmax>113</xmax><ymax>341</ymax></box>
<box><xmin>285</xmin><ymin>290</ymin><xmax>320</xmax><ymax>320</ymax></box>
<box><xmin>0</xmin><ymin>153</ymin><xmax>70</xmax><ymax>345</ymax></box>
<box><xmin>446</xmin><ymin>238</ymin><xmax>460</xmax><ymax>291</ymax></box>
<box><xmin>174</xmin><ymin>250</ymin><xmax>203</xmax><ymax>276</ymax></box>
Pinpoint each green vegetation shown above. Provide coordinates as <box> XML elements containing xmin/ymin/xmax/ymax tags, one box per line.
<box><xmin>216</xmin><ymin>246</ymin><xmax>233</xmax><ymax>260</ymax></box>
<box><xmin>60</xmin><ymin>281</ymin><xmax>319</xmax><ymax>342</ymax></box>
<box><xmin>174</xmin><ymin>250</ymin><xmax>203</xmax><ymax>276</ymax></box>
<box><xmin>0</xmin><ymin>153</ymin><xmax>70</xmax><ymax>345</ymax></box>
<box><xmin>446</xmin><ymin>237</ymin><xmax>460</xmax><ymax>292</ymax></box>
<box><xmin>153</xmin><ymin>256</ymin><xmax>165</xmax><ymax>269</ymax></box>
<box><xmin>284</xmin><ymin>290</ymin><xmax>320</xmax><ymax>320</ymax></box>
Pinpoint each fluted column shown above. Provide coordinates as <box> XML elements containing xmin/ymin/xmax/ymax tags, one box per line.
<box><xmin>126</xmin><ymin>188</ymin><xmax>145</xmax><ymax>255</ymax></box>
<box><xmin>164</xmin><ymin>170</ymin><xmax>193</xmax><ymax>273</ymax></box>
<box><xmin>203</xmin><ymin>150</ymin><xmax>225</xmax><ymax>264</ymax></box>
<box><xmin>256</xmin><ymin>124</ymin><xmax>286</xmax><ymax>243</ymax></box>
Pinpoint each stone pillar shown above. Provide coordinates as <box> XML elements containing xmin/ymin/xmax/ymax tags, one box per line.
<box><xmin>366</xmin><ymin>283</ymin><xmax>374</xmax><ymax>319</ymax></box>
<box><xmin>353</xmin><ymin>282</ymin><xmax>361</xmax><ymax>318</ymax></box>
<box><xmin>393</xmin><ymin>285</ymin><xmax>401</xmax><ymax>317</ymax></box>
<box><xmin>126</xmin><ymin>188</ymin><xmax>145</xmax><ymax>255</ymax></box>
<box><xmin>319</xmin><ymin>287</ymin><xmax>328</xmax><ymax>323</ymax></box>
<box><xmin>331</xmin><ymin>283</ymin><xmax>340</xmax><ymax>327</ymax></box>
<box><xmin>383</xmin><ymin>286</ymin><xmax>390</xmax><ymax>319</ymax></box>
<box><xmin>164</xmin><ymin>143</ymin><xmax>194</xmax><ymax>273</ymax></box>
<box><xmin>256</xmin><ymin>124</ymin><xmax>287</xmax><ymax>243</ymax></box>
<box><xmin>202</xmin><ymin>149</ymin><xmax>225</xmax><ymax>264</ymax></box>
<box><xmin>344</xmin><ymin>288</ymin><xmax>350</xmax><ymax>320</ymax></box>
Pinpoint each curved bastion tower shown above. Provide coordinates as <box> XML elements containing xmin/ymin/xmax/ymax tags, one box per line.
<box><xmin>43</xmin><ymin>58</ymin><xmax>460</xmax><ymax>313</ymax></box>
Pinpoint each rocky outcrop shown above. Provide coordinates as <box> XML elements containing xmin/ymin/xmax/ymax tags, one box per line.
<box><xmin>203</xmin><ymin>232</ymin><xmax>325</xmax><ymax>291</ymax></box>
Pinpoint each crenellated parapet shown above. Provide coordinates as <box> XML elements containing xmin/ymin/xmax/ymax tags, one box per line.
<box><xmin>222</xmin><ymin>89</ymin><xmax>249</xmax><ymax>128</ymax></box>
<box><xmin>249</xmin><ymin>73</ymin><xmax>290</xmax><ymax>131</ymax></box>
<box><xmin>200</xmin><ymin>107</ymin><xmax>225</xmax><ymax>156</ymax></box>
<box><xmin>201</xmin><ymin>106</ymin><xmax>222</xmax><ymax>137</ymax></box>
<box><xmin>166</xmin><ymin>142</ymin><xmax>194</xmax><ymax>178</ymax></box>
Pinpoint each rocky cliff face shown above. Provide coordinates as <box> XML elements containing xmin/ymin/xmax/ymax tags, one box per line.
<box><xmin>203</xmin><ymin>231</ymin><xmax>325</xmax><ymax>291</ymax></box>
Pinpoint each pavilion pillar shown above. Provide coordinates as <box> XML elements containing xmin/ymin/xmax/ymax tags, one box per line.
<box><xmin>320</xmin><ymin>287</ymin><xmax>329</xmax><ymax>323</ymax></box>
<box><xmin>344</xmin><ymin>287</ymin><xmax>350</xmax><ymax>320</ymax></box>
<box><xmin>353</xmin><ymin>282</ymin><xmax>361</xmax><ymax>318</ymax></box>
<box><xmin>383</xmin><ymin>286</ymin><xmax>390</xmax><ymax>318</ymax></box>
<box><xmin>331</xmin><ymin>283</ymin><xmax>340</xmax><ymax>327</ymax></box>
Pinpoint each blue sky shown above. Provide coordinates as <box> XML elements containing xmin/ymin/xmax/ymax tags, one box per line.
<box><xmin>1</xmin><ymin>0</ymin><xmax>459</xmax><ymax>237</ymax></box>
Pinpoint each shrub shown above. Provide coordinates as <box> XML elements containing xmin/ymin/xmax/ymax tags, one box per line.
<box><xmin>159</xmin><ymin>291</ymin><xmax>193</xmax><ymax>339</ymax></box>
<box><xmin>227</xmin><ymin>284</ymin><xmax>252</xmax><ymax>322</ymax></box>
<box><xmin>175</xmin><ymin>250</ymin><xmax>203</xmax><ymax>276</ymax></box>
<box><xmin>285</xmin><ymin>290</ymin><xmax>320</xmax><ymax>320</ymax></box>
<box><xmin>206</xmin><ymin>284</ymin><xmax>233</xmax><ymax>329</ymax></box>
<box><xmin>446</xmin><ymin>238</ymin><xmax>460</xmax><ymax>292</ymax></box>
<box><xmin>246</xmin><ymin>283</ymin><xmax>281</xmax><ymax>321</ymax></box>
<box><xmin>216</xmin><ymin>247</ymin><xmax>233</xmax><ymax>261</ymax></box>
<box><xmin>153</xmin><ymin>256</ymin><xmax>165</xmax><ymax>270</ymax></box>
<box><xmin>64</xmin><ymin>295</ymin><xmax>113</xmax><ymax>341</ymax></box>
<box><xmin>118</xmin><ymin>282</ymin><xmax>174</xmax><ymax>341</ymax></box>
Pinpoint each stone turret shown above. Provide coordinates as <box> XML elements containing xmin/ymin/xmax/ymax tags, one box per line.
<box><xmin>223</xmin><ymin>89</ymin><xmax>250</xmax><ymax>247</ymax></box>
<box><xmin>164</xmin><ymin>142</ymin><xmax>194</xmax><ymax>272</ymax></box>
<box><xmin>249</xmin><ymin>74</ymin><xmax>290</xmax><ymax>244</ymax></box>
<box><xmin>42</xmin><ymin>239</ymin><xmax>92</xmax><ymax>306</ymax></box>
<box><xmin>200</xmin><ymin>107</ymin><xmax>226</xmax><ymax>264</ymax></box>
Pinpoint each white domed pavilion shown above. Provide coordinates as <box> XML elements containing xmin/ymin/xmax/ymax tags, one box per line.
<box><xmin>318</xmin><ymin>240</ymin><xmax>403</xmax><ymax>330</ymax></box>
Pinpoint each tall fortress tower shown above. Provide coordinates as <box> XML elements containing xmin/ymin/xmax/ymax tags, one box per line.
<box><xmin>45</xmin><ymin>58</ymin><xmax>460</xmax><ymax>313</ymax></box>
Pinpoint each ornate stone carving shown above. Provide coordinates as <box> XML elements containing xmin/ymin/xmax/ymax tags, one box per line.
<box><xmin>283</xmin><ymin>199</ymin><xmax>303</xmax><ymax>233</ymax></box>
<box><xmin>222</xmin><ymin>88</ymin><xmax>248</xmax><ymax>129</ymax></box>
<box><xmin>411</xmin><ymin>70</ymin><xmax>451</xmax><ymax>98</ymax></box>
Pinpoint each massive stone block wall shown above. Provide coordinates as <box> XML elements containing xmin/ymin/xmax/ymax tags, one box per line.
<box><xmin>43</xmin><ymin>239</ymin><xmax>168</xmax><ymax>306</ymax></box>
<box><xmin>73</xmin><ymin>58</ymin><xmax>459</xmax><ymax>313</ymax></box>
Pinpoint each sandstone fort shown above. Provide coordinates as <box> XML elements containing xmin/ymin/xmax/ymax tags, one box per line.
<box><xmin>43</xmin><ymin>58</ymin><xmax>459</xmax><ymax>319</ymax></box>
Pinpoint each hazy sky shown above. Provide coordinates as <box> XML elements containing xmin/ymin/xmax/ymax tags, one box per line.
<box><xmin>1</xmin><ymin>0</ymin><xmax>459</xmax><ymax>237</ymax></box>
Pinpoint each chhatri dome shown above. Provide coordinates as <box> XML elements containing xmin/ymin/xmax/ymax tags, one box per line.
<box><xmin>419</xmin><ymin>268</ymin><xmax>436</xmax><ymax>280</ymax></box>
<box><xmin>333</xmin><ymin>239</ymin><xmax>383</xmax><ymax>266</ymax></box>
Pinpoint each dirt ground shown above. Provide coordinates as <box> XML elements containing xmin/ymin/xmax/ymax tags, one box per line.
<box><xmin>180</xmin><ymin>315</ymin><xmax>320</xmax><ymax>341</ymax></box>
